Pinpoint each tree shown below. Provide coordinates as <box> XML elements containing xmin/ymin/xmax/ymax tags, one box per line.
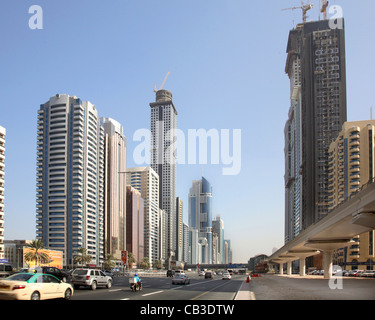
<box><xmin>127</xmin><ymin>252</ymin><xmax>137</xmax><ymax>269</ymax></box>
<box><xmin>24</xmin><ymin>239</ymin><xmax>50</xmax><ymax>269</ymax></box>
<box><xmin>74</xmin><ymin>247</ymin><xmax>92</xmax><ymax>267</ymax></box>
<box><xmin>153</xmin><ymin>260</ymin><xmax>163</xmax><ymax>269</ymax></box>
<box><xmin>139</xmin><ymin>257</ymin><xmax>150</xmax><ymax>270</ymax></box>
<box><xmin>103</xmin><ymin>254</ymin><xmax>116</xmax><ymax>270</ymax></box>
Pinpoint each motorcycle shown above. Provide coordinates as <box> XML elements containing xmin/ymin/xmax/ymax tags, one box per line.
<box><xmin>129</xmin><ymin>278</ymin><xmax>142</xmax><ymax>292</ymax></box>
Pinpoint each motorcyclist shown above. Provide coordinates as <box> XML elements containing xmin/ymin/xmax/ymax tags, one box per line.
<box><xmin>133</xmin><ymin>273</ymin><xmax>142</xmax><ymax>290</ymax></box>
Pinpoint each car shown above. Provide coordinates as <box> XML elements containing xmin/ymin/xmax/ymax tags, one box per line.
<box><xmin>174</xmin><ymin>269</ymin><xmax>185</xmax><ymax>275</ymax></box>
<box><xmin>103</xmin><ymin>270</ymin><xmax>114</xmax><ymax>278</ymax></box>
<box><xmin>199</xmin><ymin>271</ymin><xmax>205</xmax><ymax>276</ymax></box>
<box><xmin>39</xmin><ymin>267</ymin><xmax>70</xmax><ymax>283</ymax></box>
<box><xmin>347</xmin><ymin>270</ymin><xmax>363</xmax><ymax>277</ymax></box>
<box><xmin>205</xmin><ymin>271</ymin><xmax>213</xmax><ymax>279</ymax></box>
<box><xmin>222</xmin><ymin>272</ymin><xmax>231</xmax><ymax>280</ymax></box>
<box><xmin>71</xmin><ymin>268</ymin><xmax>113</xmax><ymax>290</ymax></box>
<box><xmin>361</xmin><ymin>270</ymin><xmax>375</xmax><ymax>278</ymax></box>
<box><xmin>0</xmin><ymin>272</ymin><xmax>73</xmax><ymax>300</ymax></box>
<box><xmin>0</xmin><ymin>264</ymin><xmax>14</xmax><ymax>278</ymax></box>
<box><xmin>166</xmin><ymin>270</ymin><xmax>175</xmax><ymax>277</ymax></box>
<box><xmin>172</xmin><ymin>274</ymin><xmax>190</xmax><ymax>285</ymax></box>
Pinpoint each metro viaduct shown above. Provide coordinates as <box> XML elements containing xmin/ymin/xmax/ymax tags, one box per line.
<box><xmin>266</xmin><ymin>180</ymin><xmax>375</xmax><ymax>279</ymax></box>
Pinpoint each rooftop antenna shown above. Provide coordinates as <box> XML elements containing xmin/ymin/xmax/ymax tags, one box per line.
<box><xmin>282</xmin><ymin>1</ymin><xmax>314</xmax><ymax>23</ymax></box>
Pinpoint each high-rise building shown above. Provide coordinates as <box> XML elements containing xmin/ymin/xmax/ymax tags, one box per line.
<box><xmin>101</xmin><ymin>118</ymin><xmax>127</xmax><ymax>261</ymax></box>
<box><xmin>126</xmin><ymin>186</ymin><xmax>144</xmax><ymax>263</ymax></box>
<box><xmin>36</xmin><ymin>94</ymin><xmax>104</xmax><ymax>266</ymax></box>
<box><xmin>284</xmin><ymin>18</ymin><xmax>347</xmax><ymax>242</ymax></box>
<box><xmin>328</xmin><ymin>120</ymin><xmax>375</xmax><ymax>269</ymax></box>
<box><xmin>0</xmin><ymin>126</ymin><xmax>5</xmax><ymax>260</ymax></box>
<box><xmin>150</xmin><ymin>89</ymin><xmax>177</xmax><ymax>261</ymax></box>
<box><xmin>182</xmin><ymin>222</ymin><xmax>189</xmax><ymax>263</ymax></box>
<box><xmin>159</xmin><ymin>208</ymin><xmax>167</xmax><ymax>262</ymax></box>
<box><xmin>175</xmin><ymin>197</ymin><xmax>183</xmax><ymax>262</ymax></box>
<box><xmin>126</xmin><ymin>167</ymin><xmax>159</xmax><ymax>264</ymax></box>
<box><xmin>224</xmin><ymin>239</ymin><xmax>232</xmax><ymax>264</ymax></box>
<box><xmin>188</xmin><ymin>177</ymin><xmax>213</xmax><ymax>264</ymax></box>
<box><xmin>212</xmin><ymin>215</ymin><xmax>224</xmax><ymax>263</ymax></box>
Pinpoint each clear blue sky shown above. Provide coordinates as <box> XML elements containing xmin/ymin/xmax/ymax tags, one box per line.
<box><xmin>1</xmin><ymin>0</ymin><xmax>374</xmax><ymax>262</ymax></box>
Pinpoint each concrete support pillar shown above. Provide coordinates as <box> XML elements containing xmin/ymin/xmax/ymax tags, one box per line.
<box><xmin>323</xmin><ymin>250</ymin><xmax>333</xmax><ymax>279</ymax></box>
<box><xmin>287</xmin><ymin>261</ymin><xmax>292</xmax><ymax>275</ymax></box>
<box><xmin>279</xmin><ymin>263</ymin><xmax>284</xmax><ymax>275</ymax></box>
<box><xmin>299</xmin><ymin>258</ymin><xmax>306</xmax><ymax>276</ymax></box>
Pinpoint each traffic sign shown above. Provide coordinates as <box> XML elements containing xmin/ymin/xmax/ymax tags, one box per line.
<box><xmin>121</xmin><ymin>251</ymin><xmax>127</xmax><ymax>266</ymax></box>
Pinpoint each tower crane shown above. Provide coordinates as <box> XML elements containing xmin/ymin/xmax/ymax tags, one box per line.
<box><xmin>282</xmin><ymin>1</ymin><xmax>314</xmax><ymax>23</ymax></box>
<box><xmin>320</xmin><ymin>0</ymin><xmax>329</xmax><ymax>20</ymax></box>
<box><xmin>154</xmin><ymin>72</ymin><xmax>171</xmax><ymax>93</ymax></box>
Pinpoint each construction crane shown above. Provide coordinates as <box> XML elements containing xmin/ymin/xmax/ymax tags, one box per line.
<box><xmin>282</xmin><ymin>1</ymin><xmax>314</xmax><ymax>23</ymax></box>
<box><xmin>320</xmin><ymin>0</ymin><xmax>329</xmax><ymax>20</ymax></box>
<box><xmin>154</xmin><ymin>72</ymin><xmax>171</xmax><ymax>93</ymax></box>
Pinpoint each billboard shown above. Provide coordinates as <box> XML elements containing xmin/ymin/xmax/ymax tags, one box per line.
<box><xmin>23</xmin><ymin>248</ymin><xmax>63</xmax><ymax>269</ymax></box>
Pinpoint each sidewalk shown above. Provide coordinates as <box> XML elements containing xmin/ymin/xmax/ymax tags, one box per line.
<box><xmin>234</xmin><ymin>278</ymin><xmax>255</xmax><ymax>300</ymax></box>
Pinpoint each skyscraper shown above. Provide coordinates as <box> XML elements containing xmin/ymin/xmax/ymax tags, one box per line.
<box><xmin>188</xmin><ymin>177</ymin><xmax>213</xmax><ymax>264</ymax></box>
<box><xmin>328</xmin><ymin>120</ymin><xmax>375</xmax><ymax>270</ymax></box>
<box><xmin>101</xmin><ymin>118</ymin><xmax>127</xmax><ymax>261</ymax></box>
<box><xmin>150</xmin><ymin>89</ymin><xmax>177</xmax><ymax>261</ymax></box>
<box><xmin>36</xmin><ymin>94</ymin><xmax>104</xmax><ymax>266</ymax></box>
<box><xmin>126</xmin><ymin>166</ymin><xmax>159</xmax><ymax>264</ymax></box>
<box><xmin>0</xmin><ymin>126</ymin><xmax>5</xmax><ymax>260</ymax></box>
<box><xmin>212</xmin><ymin>215</ymin><xmax>224</xmax><ymax>263</ymax></box>
<box><xmin>126</xmin><ymin>186</ymin><xmax>144</xmax><ymax>263</ymax></box>
<box><xmin>175</xmin><ymin>197</ymin><xmax>183</xmax><ymax>262</ymax></box>
<box><xmin>284</xmin><ymin>18</ymin><xmax>347</xmax><ymax>241</ymax></box>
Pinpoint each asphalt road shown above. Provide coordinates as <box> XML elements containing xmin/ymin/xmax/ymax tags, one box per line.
<box><xmin>71</xmin><ymin>273</ymin><xmax>245</xmax><ymax>300</ymax></box>
<box><xmin>249</xmin><ymin>274</ymin><xmax>375</xmax><ymax>300</ymax></box>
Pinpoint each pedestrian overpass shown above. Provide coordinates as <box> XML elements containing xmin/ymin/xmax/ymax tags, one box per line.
<box><xmin>267</xmin><ymin>180</ymin><xmax>375</xmax><ymax>279</ymax></box>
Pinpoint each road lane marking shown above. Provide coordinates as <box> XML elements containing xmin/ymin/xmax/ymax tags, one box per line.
<box><xmin>190</xmin><ymin>281</ymin><xmax>230</xmax><ymax>300</ymax></box>
<box><xmin>142</xmin><ymin>290</ymin><xmax>164</xmax><ymax>297</ymax></box>
<box><xmin>109</xmin><ymin>289</ymin><xmax>122</xmax><ymax>292</ymax></box>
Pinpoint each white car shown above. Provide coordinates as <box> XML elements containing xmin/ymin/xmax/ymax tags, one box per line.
<box><xmin>172</xmin><ymin>274</ymin><xmax>190</xmax><ymax>285</ymax></box>
<box><xmin>71</xmin><ymin>268</ymin><xmax>112</xmax><ymax>290</ymax></box>
<box><xmin>0</xmin><ymin>272</ymin><xmax>73</xmax><ymax>300</ymax></box>
<box><xmin>222</xmin><ymin>272</ymin><xmax>231</xmax><ymax>280</ymax></box>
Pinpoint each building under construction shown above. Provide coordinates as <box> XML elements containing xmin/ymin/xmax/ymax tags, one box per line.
<box><xmin>284</xmin><ymin>18</ymin><xmax>347</xmax><ymax>243</ymax></box>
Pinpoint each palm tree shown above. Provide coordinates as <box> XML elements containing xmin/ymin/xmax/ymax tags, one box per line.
<box><xmin>127</xmin><ymin>252</ymin><xmax>137</xmax><ymax>270</ymax></box>
<box><xmin>74</xmin><ymin>247</ymin><xmax>92</xmax><ymax>267</ymax></box>
<box><xmin>24</xmin><ymin>239</ymin><xmax>50</xmax><ymax>269</ymax></box>
<box><xmin>139</xmin><ymin>257</ymin><xmax>150</xmax><ymax>270</ymax></box>
<box><xmin>103</xmin><ymin>254</ymin><xmax>116</xmax><ymax>270</ymax></box>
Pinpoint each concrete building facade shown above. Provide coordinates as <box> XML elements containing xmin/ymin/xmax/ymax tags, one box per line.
<box><xmin>36</xmin><ymin>94</ymin><xmax>104</xmax><ymax>266</ymax></box>
<box><xmin>101</xmin><ymin>118</ymin><xmax>127</xmax><ymax>261</ymax></box>
<box><xmin>126</xmin><ymin>185</ymin><xmax>144</xmax><ymax>264</ymax></box>
<box><xmin>328</xmin><ymin>120</ymin><xmax>375</xmax><ymax>269</ymax></box>
<box><xmin>126</xmin><ymin>167</ymin><xmax>159</xmax><ymax>264</ymax></box>
<box><xmin>150</xmin><ymin>89</ymin><xmax>178</xmax><ymax>261</ymax></box>
<box><xmin>284</xmin><ymin>19</ymin><xmax>347</xmax><ymax>242</ymax></box>
<box><xmin>0</xmin><ymin>126</ymin><xmax>5</xmax><ymax>260</ymax></box>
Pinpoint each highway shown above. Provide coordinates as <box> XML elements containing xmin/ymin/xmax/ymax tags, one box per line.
<box><xmin>71</xmin><ymin>273</ymin><xmax>246</xmax><ymax>300</ymax></box>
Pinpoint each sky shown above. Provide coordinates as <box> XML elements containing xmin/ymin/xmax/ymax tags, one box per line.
<box><xmin>1</xmin><ymin>0</ymin><xmax>375</xmax><ymax>263</ymax></box>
